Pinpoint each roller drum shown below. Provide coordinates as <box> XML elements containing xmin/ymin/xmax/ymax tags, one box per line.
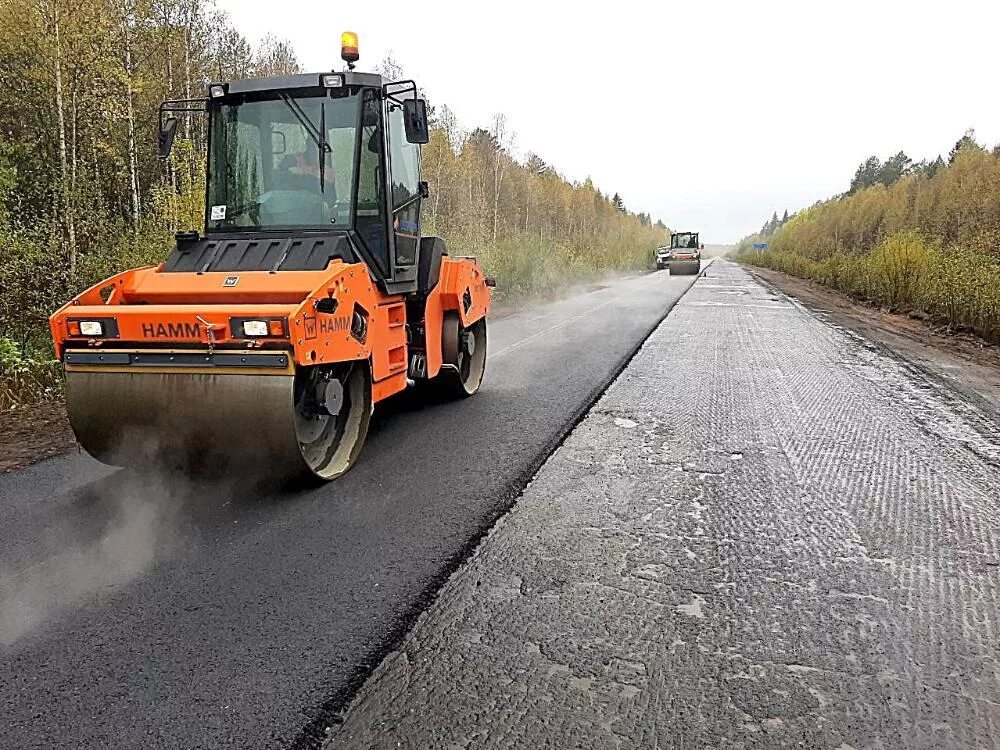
<box><xmin>65</xmin><ymin>362</ymin><xmax>372</xmax><ymax>481</ymax></box>
<box><xmin>66</xmin><ymin>370</ymin><xmax>302</xmax><ymax>476</ymax></box>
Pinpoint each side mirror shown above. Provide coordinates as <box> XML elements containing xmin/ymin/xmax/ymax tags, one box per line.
<box><xmin>700</xmin><ymin>243</ymin><xmax>705</xmax><ymax>250</ymax></box>
<box><xmin>403</xmin><ymin>98</ymin><xmax>429</xmax><ymax>144</ymax></box>
<box><xmin>158</xmin><ymin>117</ymin><xmax>179</xmax><ymax>160</ymax></box>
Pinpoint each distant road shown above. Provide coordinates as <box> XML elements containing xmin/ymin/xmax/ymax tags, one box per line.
<box><xmin>0</xmin><ymin>268</ymin><xmax>699</xmax><ymax>749</ymax></box>
<box><xmin>702</xmin><ymin>243</ymin><xmax>735</xmax><ymax>258</ymax></box>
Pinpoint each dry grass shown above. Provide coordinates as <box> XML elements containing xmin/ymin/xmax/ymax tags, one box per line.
<box><xmin>737</xmin><ymin>230</ymin><xmax>1000</xmax><ymax>342</ymax></box>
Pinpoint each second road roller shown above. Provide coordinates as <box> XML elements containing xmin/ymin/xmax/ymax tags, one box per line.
<box><xmin>49</xmin><ymin>33</ymin><xmax>493</xmax><ymax>481</ymax></box>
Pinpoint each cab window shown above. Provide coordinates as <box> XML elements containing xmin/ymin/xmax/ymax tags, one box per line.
<box><xmin>387</xmin><ymin>103</ymin><xmax>421</xmax><ymax>268</ymax></box>
<box><xmin>356</xmin><ymin>90</ymin><xmax>390</xmax><ymax>275</ymax></box>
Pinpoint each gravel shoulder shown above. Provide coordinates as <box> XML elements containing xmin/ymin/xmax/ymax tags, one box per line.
<box><xmin>744</xmin><ymin>264</ymin><xmax>1000</xmax><ymax>414</ymax></box>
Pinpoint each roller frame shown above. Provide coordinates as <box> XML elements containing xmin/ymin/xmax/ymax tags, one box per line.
<box><xmin>50</xmin><ymin>255</ymin><xmax>490</xmax><ymax>479</ymax></box>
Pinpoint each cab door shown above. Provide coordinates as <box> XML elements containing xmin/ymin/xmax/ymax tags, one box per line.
<box><xmin>384</xmin><ymin>100</ymin><xmax>421</xmax><ymax>292</ymax></box>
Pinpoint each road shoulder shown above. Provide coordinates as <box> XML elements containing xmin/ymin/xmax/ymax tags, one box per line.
<box><xmin>0</xmin><ymin>400</ymin><xmax>75</xmax><ymax>473</ymax></box>
<box><xmin>744</xmin><ymin>264</ymin><xmax>1000</xmax><ymax>415</ymax></box>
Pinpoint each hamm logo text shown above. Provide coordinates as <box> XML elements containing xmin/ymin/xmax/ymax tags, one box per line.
<box><xmin>141</xmin><ymin>322</ymin><xmax>201</xmax><ymax>338</ymax></box>
<box><xmin>319</xmin><ymin>317</ymin><xmax>350</xmax><ymax>334</ymax></box>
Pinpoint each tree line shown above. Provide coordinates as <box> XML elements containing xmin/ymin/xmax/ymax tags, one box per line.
<box><xmin>846</xmin><ymin>130</ymin><xmax>981</xmax><ymax>195</ymax></box>
<box><xmin>0</xmin><ymin>1</ymin><xmax>669</xmax><ymax>405</ymax></box>
<box><xmin>758</xmin><ymin>209</ymin><xmax>792</xmax><ymax>237</ymax></box>
<box><xmin>0</xmin><ymin>0</ymin><xmax>300</xmax><ymax>354</ymax></box>
<box><xmin>737</xmin><ymin>131</ymin><xmax>1000</xmax><ymax>342</ymax></box>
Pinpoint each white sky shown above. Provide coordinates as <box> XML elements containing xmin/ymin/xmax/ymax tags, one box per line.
<box><xmin>216</xmin><ymin>0</ymin><xmax>1000</xmax><ymax>242</ymax></box>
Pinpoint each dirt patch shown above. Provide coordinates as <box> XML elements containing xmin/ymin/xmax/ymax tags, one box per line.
<box><xmin>745</xmin><ymin>265</ymin><xmax>1000</xmax><ymax>414</ymax></box>
<box><xmin>0</xmin><ymin>399</ymin><xmax>77</xmax><ymax>473</ymax></box>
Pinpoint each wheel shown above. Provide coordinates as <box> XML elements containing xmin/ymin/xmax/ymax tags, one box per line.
<box><xmin>438</xmin><ymin>312</ymin><xmax>487</xmax><ymax>397</ymax></box>
<box><xmin>293</xmin><ymin>361</ymin><xmax>372</xmax><ymax>480</ymax></box>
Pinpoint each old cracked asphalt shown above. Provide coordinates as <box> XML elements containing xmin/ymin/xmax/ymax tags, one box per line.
<box><xmin>0</xmin><ymin>269</ymin><xmax>699</xmax><ymax>749</ymax></box>
<box><xmin>329</xmin><ymin>261</ymin><xmax>1000</xmax><ymax>749</ymax></box>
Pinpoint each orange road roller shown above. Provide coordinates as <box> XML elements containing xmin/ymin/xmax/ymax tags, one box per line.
<box><xmin>49</xmin><ymin>35</ymin><xmax>492</xmax><ymax>481</ymax></box>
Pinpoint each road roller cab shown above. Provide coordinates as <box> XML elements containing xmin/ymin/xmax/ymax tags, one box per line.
<box><xmin>49</xmin><ymin>34</ymin><xmax>493</xmax><ymax>481</ymax></box>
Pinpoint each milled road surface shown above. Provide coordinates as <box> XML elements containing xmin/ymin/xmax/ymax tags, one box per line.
<box><xmin>329</xmin><ymin>261</ymin><xmax>1000</xmax><ymax>749</ymax></box>
<box><xmin>0</xmin><ymin>270</ymin><xmax>698</xmax><ymax>749</ymax></box>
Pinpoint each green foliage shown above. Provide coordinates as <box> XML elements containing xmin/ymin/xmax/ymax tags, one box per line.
<box><xmin>849</xmin><ymin>151</ymin><xmax>914</xmax><ymax>194</ymax></box>
<box><xmin>751</xmin><ymin>145</ymin><xmax>1000</xmax><ymax>256</ymax></box>
<box><xmin>0</xmin><ymin>229</ymin><xmax>70</xmax><ymax>350</ymax></box>
<box><xmin>149</xmin><ymin>139</ymin><xmax>208</xmax><ymax>234</ymax></box>
<box><xmin>950</xmin><ymin>128</ymin><xmax>984</xmax><ymax>164</ymax></box>
<box><xmin>472</xmin><ymin>228</ymin><xmax>660</xmax><ymax>304</ymax></box>
<box><xmin>0</xmin><ymin>338</ymin><xmax>62</xmax><ymax>409</ymax></box>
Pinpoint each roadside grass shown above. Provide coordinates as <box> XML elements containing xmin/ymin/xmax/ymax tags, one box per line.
<box><xmin>0</xmin><ymin>225</ymin><xmax>173</xmax><ymax>410</ymax></box>
<box><xmin>0</xmin><ymin>339</ymin><xmax>62</xmax><ymax>410</ymax></box>
<box><xmin>736</xmin><ymin>230</ymin><xmax>1000</xmax><ymax>342</ymax></box>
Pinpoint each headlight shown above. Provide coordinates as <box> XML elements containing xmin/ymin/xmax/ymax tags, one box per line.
<box><xmin>230</xmin><ymin>317</ymin><xmax>287</xmax><ymax>339</ymax></box>
<box><xmin>242</xmin><ymin>320</ymin><xmax>269</xmax><ymax>337</ymax></box>
<box><xmin>79</xmin><ymin>321</ymin><xmax>104</xmax><ymax>336</ymax></box>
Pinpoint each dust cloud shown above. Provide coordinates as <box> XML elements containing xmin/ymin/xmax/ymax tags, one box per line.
<box><xmin>0</xmin><ymin>470</ymin><xmax>190</xmax><ymax>646</ymax></box>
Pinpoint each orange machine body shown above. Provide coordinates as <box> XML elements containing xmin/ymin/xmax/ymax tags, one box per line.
<box><xmin>50</xmin><ymin>256</ymin><xmax>491</xmax><ymax>404</ymax></box>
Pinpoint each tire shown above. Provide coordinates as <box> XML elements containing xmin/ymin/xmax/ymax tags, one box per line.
<box><xmin>293</xmin><ymin>361</ymin><xmax>372</xmax><ymax>480</ymax></box>
<box><xmin>67</xmin><ymin>360</ymin><xmax>373</xmax><ymax>482</ymax></box>
<box><xmin>436</xmin><ymin>312</ymin><xmax>487</xmax><ymax>397</ymax></box>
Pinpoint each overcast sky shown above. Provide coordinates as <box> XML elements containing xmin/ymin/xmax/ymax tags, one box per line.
<box><xmin>216</xmin><ymin>0</ymin><xmax>1000</xmax><ymax>243</ymax></box>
